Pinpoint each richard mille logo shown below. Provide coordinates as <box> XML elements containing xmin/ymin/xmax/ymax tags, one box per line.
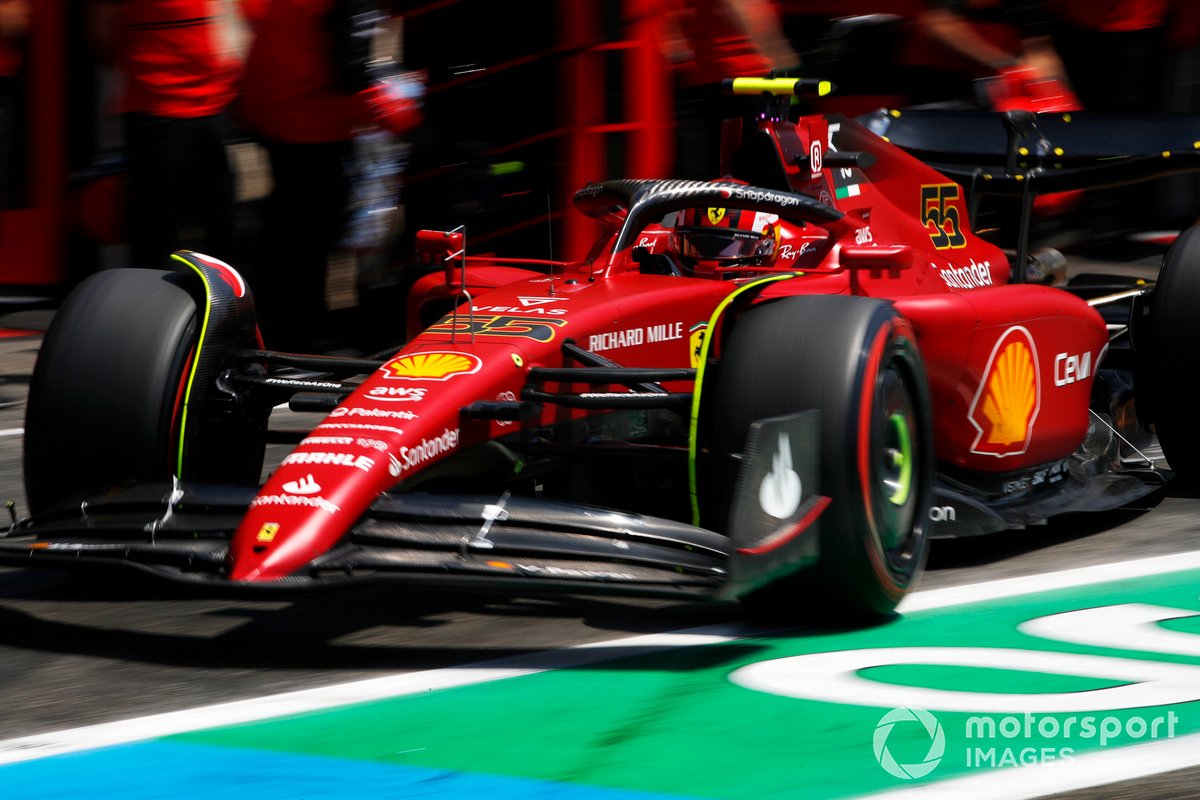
<box><xmin>759</xmin><ymin>432</ymin><xmax>802</xmax><ymax>519</ymax></box>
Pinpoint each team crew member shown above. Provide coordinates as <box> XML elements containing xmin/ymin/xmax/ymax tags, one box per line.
<box><xmin>0</xmin><ymin>0</ymin><xmax>30</xmax><ymax>209</ymax></box>
<box><xmin>1047</xmin><ymin>0</ymin><xmax>1193</xmax><ymax>232</ymax></box>
<box><xmin>663</xmin><ymin>0</ymin><xmax>798</xmax><ymax>180</ymax></box>
<box><xmin>241</xmin><ymin>0</ymin><xmax>420</xmax><ymax>352</ymax></box>
<box><xmin>1050</xmin><ymin>0</ymin><xmax>1171</xmax><ymax>113</ymax></box>
<box><xmin>91</xmin><ymin>0</ymin><xmax>242</xmax><ymax>269</ymax></box>
<box><xmin>896</xmin><ymin>0</ymin><xmax>1072</xmax><ymax>107</ymax></box>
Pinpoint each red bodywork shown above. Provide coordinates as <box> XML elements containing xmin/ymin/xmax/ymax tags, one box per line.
<box><xmin>227</xmin><ymin>108</ymin><xmax>1107</xmax><ymax>582</ymax></box>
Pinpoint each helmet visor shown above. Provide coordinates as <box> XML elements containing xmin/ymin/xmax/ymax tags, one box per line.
<box><xmin>673</xmin><ymin>228</ymin><xmax>774</xmax><ymax>262</ymax></box>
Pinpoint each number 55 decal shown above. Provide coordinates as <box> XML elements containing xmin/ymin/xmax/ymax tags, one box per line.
<box><xmin>429</xmin><ymin>315</ymin><xmax>568</xmax><ymax>342</ymax></box>
<box><xmin>921</xmin><ymin>183</ymin><xmax>967</xmax><ymax>250</ymax></box>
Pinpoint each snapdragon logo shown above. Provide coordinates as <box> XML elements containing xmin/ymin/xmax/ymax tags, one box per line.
<box><xmin>873</xmin><ymin>707</ymin><xmax>945</xmax><ymax>780</ymax></box>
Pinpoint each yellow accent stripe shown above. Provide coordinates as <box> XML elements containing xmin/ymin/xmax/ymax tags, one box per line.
<box><xmin>687</xmin><ymin>273</ymin><xmax>796</xmax><ymax>526</ymax></box>
<box><xmin>170</xmin><ymin>253</ymin><xmax>212</xmax><ymax>477</ymax></box>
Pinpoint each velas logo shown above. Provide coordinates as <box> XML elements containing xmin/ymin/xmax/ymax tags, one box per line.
<box><xmin>874</xmin><ymin>707</ymin><xmax>945</xmax><ymax>780</ymax></box>
<box><xmin>382</xmin><ymin>351</ymin><xmax>482</xmax><ymax>381</ymax></box>
<box><xmin>968</xmin><ymin>326</ymin><xmax>1040</xmax><ymax>457</ymax></box>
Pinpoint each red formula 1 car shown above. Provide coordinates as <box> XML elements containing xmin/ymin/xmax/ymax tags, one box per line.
<box><xmin>6</xmin><ymin>79</ymin><xmax>1199</xmax><ymax>621</ymax></box>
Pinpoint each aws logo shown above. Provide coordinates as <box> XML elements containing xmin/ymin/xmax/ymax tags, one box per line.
<box><xmin>968</xmin><ymin>326</ymin><xmax>1040</xmax><ymax>458</ymax></box>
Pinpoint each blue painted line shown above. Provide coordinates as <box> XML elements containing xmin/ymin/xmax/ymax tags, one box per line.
<box><xmin>0</xmin><ymin>740</ymin><xmax>697</xmax><ymax>800</ymax></box>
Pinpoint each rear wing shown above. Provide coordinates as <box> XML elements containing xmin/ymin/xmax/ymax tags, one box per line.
<box><xmin>862</xmin><ymin>109</ymin><xmax>1200</xmax><ymax>196</ymax></box>
<box><xmin>863</xmin><ymin>108</ymin><xmax>1200</xmax><ymax>275</ymax></box>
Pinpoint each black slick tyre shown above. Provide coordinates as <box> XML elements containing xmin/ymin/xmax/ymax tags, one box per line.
<box><xmin>1151</xmin><ymin>225</ymin><xmax>1200</xmax><ymax>479</ymax></box>
<box><xmin>24</xmin><ymin>268</ymin><xmax>261</xmax><ymax>514</ymax></box>
<box><xmin>702</xmin><ymin>295</ymin><xmax>933</xmax><ymax>622</ymax></box>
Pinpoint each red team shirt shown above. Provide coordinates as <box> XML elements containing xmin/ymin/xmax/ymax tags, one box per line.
<box><xmin>113</xmin><ymin>0</ymin><xmax>238</xmax><ymax>117</ymax></box>
<box><xmin>1051</xmin><ymin>0</ymin><xmax>1167</xmax><ymax>32</ymax></box>
<box><xmin>241</xmin><ymin>0</ymin><xmax>378</xmax><ymax>144</ymax></box>
<box><xmin>674</xmin><ymin>3</ymin><xmax>778</xmax><ymax>86</ymax></box>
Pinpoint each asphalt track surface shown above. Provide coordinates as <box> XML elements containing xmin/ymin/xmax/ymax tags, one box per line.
<box><xmin>2</xmin><ymin>257</ymin><xmax>1200</xmax><ymax>798</ymax></box>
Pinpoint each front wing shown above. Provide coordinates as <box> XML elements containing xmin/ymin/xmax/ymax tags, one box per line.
<box><xmin>0</xmin><ymin>483</ymin><xmax>733</xmax><ymax>599</ymax></box>
<box><xmin>0</xmin><ymin>412</ymin><xmax>829</xmax><ymax>601</ymax></box>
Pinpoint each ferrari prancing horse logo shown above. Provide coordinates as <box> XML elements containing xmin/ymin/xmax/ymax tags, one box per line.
<box><xmin>707</xmin><ymin>207</ymin><xmax>726</xmax><ymax>225</ymax></box>
<box><xmin>968</xmin><ymin>326</ymin><xmax>1040</xmax><ymax>458</ymax></box>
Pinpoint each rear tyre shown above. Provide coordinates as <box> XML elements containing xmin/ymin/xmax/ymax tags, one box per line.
<box><xmin>703</xmin><ymin>296</ymin><xmax>933</xmax><ymax>621</ymax></box>
<box><xmin>1151</xmin><ymin>226</ymin><xmax>1200</xmax><ymax>479</ymax></box>
<box><xmin>24</xmin><ymin>268</ymin><xmax>263</xmax><ymax>514</ymax></box>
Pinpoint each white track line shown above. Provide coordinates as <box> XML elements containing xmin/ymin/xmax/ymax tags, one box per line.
<box><xmin>897</xmin><ymin>549</ymin><xmax>1200</xmax><ymax>613</ymax></box>
<box><xmin>1</xmin><ymin>548</ymin><xmax>1199</xmax><ymax>795</ymax></box>
<box><xmin>0</xmin><ymin>626</ymin><xmax>745</xmax><ymax>765</ymax></box>
<box><xmin>0</xmin><ymin>428</ymin><xmax>23</xmax><ymax>437</ymax></box>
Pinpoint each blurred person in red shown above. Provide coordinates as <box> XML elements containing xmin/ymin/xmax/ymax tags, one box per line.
<box><xmin>663</xmin><ymin>0</ymin><xmax>799</xmax><ymax>180</ymax></box>
<box><xmin>0</xmin><ymin>0</ymin><xmax>30</xmax><ymax>209</ymax></box>
<box><xmin>0</xmin><ymin>0</ymin><xmax>28</xmax><ymax>75</ymax></box>
<box><xmin>1049</xmin><ymin>0</ymin><xmax>1173</xmax><ymax>114</ymax></box>
<box><xmin>89</xmin><ymin>0</ymin><xmax>244</xmax><ymax>269</ymax></box>
<box><xmin>771</xmin><ymin>3</ymin><xmax>1073</xmax><ymax>112</ymax></box>
<box><xmin>1046</xmin><ymin>1</ymin><xmax>1198</xmax><ymax>235</ymax></box>
<box><xmin>240</xmin><ymin>0</ymin><xmax>420</xmax><ymax>351</ymax></box>
<box><xmin>897</xmin><ymin>1</ymin><xmax>1073</xmax><ymax>107</ymax></box>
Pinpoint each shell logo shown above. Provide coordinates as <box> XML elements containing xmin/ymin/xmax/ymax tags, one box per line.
<box><xmin>968</xmin><ymin>326</ymin><xmax>1040</xmax><ymax>457</ymax></box>
<box><xmin>382</xmin><ymin>351</ymin><xmax>482</xmax><ymax>381</ymax></box>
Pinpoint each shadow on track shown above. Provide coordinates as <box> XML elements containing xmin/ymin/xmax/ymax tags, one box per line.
<box><xmin>0</xmin><ymin>568</ymin><xmax>758</xmax><ymax>672</ymax></box>
<box><xmin>926</xmin><ymin>487</ymin><xmax>1169</xmax><ymax>571</ymax></box>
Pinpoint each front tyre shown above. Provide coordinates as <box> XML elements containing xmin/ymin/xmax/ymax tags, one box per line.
<box><xmin>24</xmin><ymin>268</ymin><xmax>264</xmax><ymax>514</ymax></box>
<box><xmin>703</xmin><ymin>296</ymin><xmax>933</xmax><ymax>621</ymax></box>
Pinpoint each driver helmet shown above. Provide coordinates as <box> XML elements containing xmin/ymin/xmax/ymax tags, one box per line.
<box><xmin>670</xmin><ymin>192</ymin><xmax>783</xmax><ymax>278</ymax></box>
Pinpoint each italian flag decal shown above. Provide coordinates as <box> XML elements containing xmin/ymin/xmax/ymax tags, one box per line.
<box><xmin>836</xmin><ymin>184</ymin><xmax>861</xmax><ymax>199</ymax></box>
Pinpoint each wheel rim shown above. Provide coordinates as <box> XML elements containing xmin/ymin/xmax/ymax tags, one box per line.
<box><xmin>874</xmin><ymin>358</ymin><xmax>922</xmax><ymax>563</ymax></box>
<box><xmin>885</xmin><ymin>411</ymin><xmax>913</xmax><ymax>506</ymax></box>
